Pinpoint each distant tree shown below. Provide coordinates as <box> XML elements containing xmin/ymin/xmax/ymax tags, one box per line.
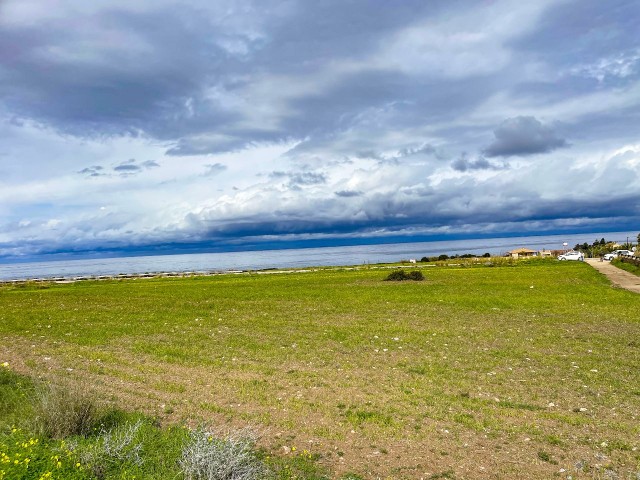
<box><xmin>438</xmin><ymin>254</ymin><xmax>449</xmax><ymax>261</ymax></box>
<box><xmin>600</xmin><ymin>238</ymin><xmax>606</xmax><ymax>245</ymax></box>
<box><xmin>483</xmin><ymin>253</ymin><xmax>491</xmax><ymax>258</ymax></box>
<box><xmin>420</xmin><ymin>256</ymin><xmax>429</xmax><ymax>262</ymax></box>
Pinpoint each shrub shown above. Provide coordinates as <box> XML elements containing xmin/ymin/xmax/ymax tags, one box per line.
<box><xmin>407</xmin><ymin>270</ymin><xmax>425</xmax><ymax>281</ymax></box>
<box><xmin>80</xmin><ymin>419</ymin><xmax>145</xmax><ymax>478</ymax></box>
<box><xmin>32</xmin><ymin>382</ymin><xmax>98</xmax><ymax>438</ymax></box>
<box><xmin>179</xmin><ymin>427</ymin><xmax>267</xmax><ymax>480</ymax></box>
<box><xmin>384</xmin><ymin>270</ymin><xmax>425</xmax><ymax>281</ymax></box>
<box><xmin>438</xmin><ymin>254</ymin><xmax>449</xmax><ymax>261</ymax></box>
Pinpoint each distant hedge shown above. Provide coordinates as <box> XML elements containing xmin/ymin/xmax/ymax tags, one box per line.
<box><xmin>384</xmin><ymin>270</ymin><xmax>425</xmax><ymax>281</ymax></box>
<box><xmin>420</xmin><ymin>253</ymin><xmax>490</xmax><ymax>262</ymax></box>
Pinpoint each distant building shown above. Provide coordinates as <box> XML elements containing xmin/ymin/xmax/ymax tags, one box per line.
<box><xmin>507</xmin><ymin>248</ymin><xmax>537</xmax><ymax>258</ymax></box>
<box><xmin>538</xmin><ymin>249</ymin><xmax>553</xmax><ymax>257</ymax></box>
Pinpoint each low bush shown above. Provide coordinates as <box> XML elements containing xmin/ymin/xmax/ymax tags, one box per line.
<box><xmin>80</xmin><ymin>419</ymin><xmax>145</xmax><ymax>478</ymax></box>
<box><xmin>384</xmin><ymin>270</ymin><xmax>425</xmax><ymax>281</ymax></box>
<box><xmin>179</xmin><ymin>427</ymin><xmax>267</xmax><ymax>480</ymax></box>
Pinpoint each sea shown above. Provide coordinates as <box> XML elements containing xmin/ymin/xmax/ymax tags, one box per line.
<box><xmin>0</xmin><ymin>231</ymin><xmax>636</xmax><ymax>281</ymax></box>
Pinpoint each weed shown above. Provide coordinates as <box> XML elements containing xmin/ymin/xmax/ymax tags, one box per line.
<box><xmin>429</xmin><ymin>471</ymin><xmax>455</xmax><ymax>479</ymax></box>
<box><xmin>537</xmin><ymin>450</ymin><xmax>557</xmax><ymax>464</ymax></box>
<box><xmin>497</xmin><ymin>400</ymin><xmax>542</xmax><ymax>411</ymax></box>
<box><xmin>32</xmin><ymin>382</ymin><xmax>98</xmax><ymax>438</ymax></box>
<box><xmin>345</xmin><ymin>408</ymin><xmax>393</xmax><ymax>427</ymax></box>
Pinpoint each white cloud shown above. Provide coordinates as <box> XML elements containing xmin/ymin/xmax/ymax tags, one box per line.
<box><xmin>570</xmin><ymin>50</ymin><xmax>640</xmax><ymax>82</ymax></box>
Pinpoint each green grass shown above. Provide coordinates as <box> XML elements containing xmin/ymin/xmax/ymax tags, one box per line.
<box><xmin>611</xmin><ymin>257</ymin><xmax>640</xmax><ymax>276</ymax></box>
<box><xmin>1</xmin><ymin>258</ymin><xmax>640</xmax><ymax>478</ymax></box>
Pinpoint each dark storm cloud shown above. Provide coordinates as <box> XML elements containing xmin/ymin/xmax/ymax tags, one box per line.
<box><xmin>483</xmin><ymin>116</ymin><xmax>568</xmax><ymax>158</ymax></box>
<box><xmin>0</xmin><ymin>0</ymin><xmax>500</xmax><ymax>157</ymax></box>
<box><xmin>78</xmin><ymin>159</ymin><xmax>161</xmax><ymax>177</ymax></box>
<box><xmin>1</xmin><ymin>0</ymin><xmax>637</xmax><ymax>163</ymax></box>
<box><xmin>181</xmin><ymin>180</ymin><xmax>640</xmax><ymax>242</ymax></box>
<box><xmin>451</xmin><ymin>155</ymin><xmax>505</xmax><ymax>172</ymax></box>
<box><xmin>335</xmin><ymin>190</ymin><xmax>362</xmax><ymax>198</ymax></box>
<box><xmin>0</xmin><ymin>4</ymin><xmax>254</xmax><ymax>140</ymax></box>
<box><xmin>113</xmin><ymin>164</ymin><xmax>141</xmax><ymax>172</ymax></box>
<box><xmin>78</xmin><ymin>165</ymin><xmax>105</xmax><ymax>177</ymax></box>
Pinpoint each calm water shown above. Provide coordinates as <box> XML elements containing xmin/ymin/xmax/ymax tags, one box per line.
<box><xmin>0</xmin><ymin>231</ymin><xmax>636</xmax><ymax>281</ymax></box>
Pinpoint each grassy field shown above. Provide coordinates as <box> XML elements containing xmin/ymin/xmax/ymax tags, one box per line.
<box><xmin>1</xmin><ymin>259</ymin><xmax>639</xmax><ymax>479</ymax></box>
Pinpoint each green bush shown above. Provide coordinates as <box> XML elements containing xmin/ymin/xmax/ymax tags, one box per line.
<box><xmin>384</xmin><ymin>270</ymin><xmax>425</xmax><ymax>281</ymax></box>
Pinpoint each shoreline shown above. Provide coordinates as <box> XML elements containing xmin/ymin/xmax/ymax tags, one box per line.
<box><xmin>0</xmin><ymin>262</ymin><xmax>450</xmax><ymax>285</ymax></box>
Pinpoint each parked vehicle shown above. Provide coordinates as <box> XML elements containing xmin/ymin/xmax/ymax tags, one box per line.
<box><xmin>603</xmin><ymin>250</ymin><xmax>632</xmax><ymax>260</ymax></box>
<box><xmin>558</xmin><ymin>251</ymin><xmax>584</xmax><ymax>261</ymax></box>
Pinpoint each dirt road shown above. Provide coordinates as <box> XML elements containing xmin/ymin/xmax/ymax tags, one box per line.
<box><xmin>585</xmin><ymin>258</ymin><xmax>640</xmax><ymax>293</ymax></box>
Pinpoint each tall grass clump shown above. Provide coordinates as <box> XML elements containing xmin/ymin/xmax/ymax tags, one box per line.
<box><xmin>32</xmin><ymin>381</ymin><xmax>98</xmax><ymax>438</ymax></box>
<box><xmin>179</xmin><ymin>427</ymin><xmax>267</xmax><ymax>480</ymax></box>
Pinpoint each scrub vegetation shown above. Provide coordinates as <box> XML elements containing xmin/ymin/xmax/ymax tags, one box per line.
<box><xmin>612</xmin><ymin>257</ymin><xmax>640</xmax><ymax>276</ymax></box>
<box><xmin>1</xmin><ymin>258</ymin><xmax>639</xmax><ymax>479</ymax></box>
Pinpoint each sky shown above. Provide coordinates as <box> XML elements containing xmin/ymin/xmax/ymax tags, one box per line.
<box><xmin>1</xmin><ymin>0</ymin><xmax>639</xmax><ymax>261</ymax></box>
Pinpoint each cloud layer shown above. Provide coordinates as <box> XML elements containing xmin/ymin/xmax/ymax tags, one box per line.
<box><xmin>0</xmin><ymin>0</ymin><xmax>639</xmax><ymax>260</ymax></box>
<box><xmin>484</xmin><ymin>116</ymin><xmax>567</xmax><ymax>157</ymax></box>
